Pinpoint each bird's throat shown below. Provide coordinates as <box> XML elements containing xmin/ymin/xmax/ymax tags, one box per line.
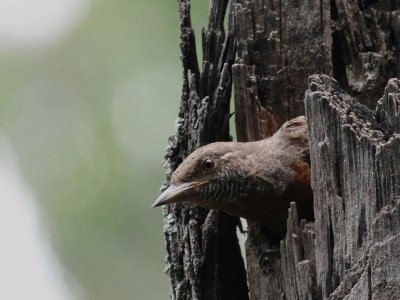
<box><xmin>217</xmin><ymin>183</ymin><xmax>314</xmax><ymax>238</ymax></box>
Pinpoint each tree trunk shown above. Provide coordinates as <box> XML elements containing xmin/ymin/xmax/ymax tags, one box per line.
<box><xmin>160</xmin><ymin>0</ymin><xmax>400</xmax><ymax>299</ymax></box>
<box><xmin>161</xmin><ymin>1</ymin><xmax>248</xmax><ymax>300</ymax></box>
<box><xmin>305</xmin><ymin>74</ymin><xmax>400</xmax><ymax>299</ymax></box>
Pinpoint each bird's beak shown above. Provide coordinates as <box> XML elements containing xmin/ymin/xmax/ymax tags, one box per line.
<box><xmin>152</xmin><ymin>181</ymin><xmax>205</xmax><ymax>208</ymax></box>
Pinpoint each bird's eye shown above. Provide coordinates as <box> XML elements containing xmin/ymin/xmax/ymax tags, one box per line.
<box><xmin>202</xmin><ymin>158</ymin><xmax>214</xmax><ymax>171</ymax></box>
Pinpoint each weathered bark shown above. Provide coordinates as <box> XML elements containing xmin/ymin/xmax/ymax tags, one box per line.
<box><xmin>231</xmin><ymin>1</ymin><xmax>400</xmax><ymax>299</ymax></box>
<box><xmin>233</xmin><ymin>0</ymin><xmax>399</xmax><ymax>139</ymax></box>
<box><xmin>305</xmin><ymin>75</ymin><xmax>400</xmax><ymax>299</ymax></box>
<box><xmin>161</xmin><ymin>1</ymin><xmax>248</xmax><ymax>300</ymax></box>
<box><xmin>232</xmin><ymin>2</ymin><xmax>330</xmax><ymax>297</ymax></box>
<box><xmin>161</xmin><ymin>0</ymin><xmax>400</xmax><ymax>299</ymax></box>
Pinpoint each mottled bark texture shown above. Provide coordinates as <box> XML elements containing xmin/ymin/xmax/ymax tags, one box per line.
<box><xmin>232</xmin><ymin>1</ymin><xmax>400</xmax><ymax>299</ymax></box>
<box><xmin>160</xmin><ymin>0</ymin><xmax>400</xmax><ymax>299</ymax></box>
<box><xmin>305</xmin><ymin>75</ymin><xmax>400</xmax><ymax>299</ymax></box>
<box><xmin>161</xmin><ymin>1</ymin><xmax>248</xmax><ymax>300</ymax></box>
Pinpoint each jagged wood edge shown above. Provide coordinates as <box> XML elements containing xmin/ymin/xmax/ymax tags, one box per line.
<box><xmin>160</xmin><ymin>1</ymin><xmax>248</xmax><ymax>300</ymax></box>
<box><xmin>305</xmin><ymin>74</ymin><xmax>400</xmax><ymax>299</ymax></box>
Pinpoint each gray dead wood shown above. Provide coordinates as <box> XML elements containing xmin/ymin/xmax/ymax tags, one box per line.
<box><xmin>305</xmin><ymin>74</ymin><xmax>400</xmax><ymax>299</ymax></box>
<box><xmin>160</xmin><ymin>1</ymin><xmax>248</xmax><ymax>300</ymax></box>
<box><xmin>160</xmin><ymin>0</ymin><xmax>400</xmax><ymax>299</ymax></box>
<box><xmin>231</xmin><ymin>1</ymin><xmax>400</xmax><ymax>299</ymax></box>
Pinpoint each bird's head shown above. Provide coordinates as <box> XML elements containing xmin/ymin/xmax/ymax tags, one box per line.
<box><xmin>152</xmin><ymin>116</ymin><xmax>311</xmax><ymax>228</ymax></box>
<box><xmin>152</xmin><ymin>142</ymin><xmax>267</xmax><ymax>210</ymax></box>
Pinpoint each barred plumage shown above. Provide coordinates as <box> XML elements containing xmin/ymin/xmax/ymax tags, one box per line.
<box><xmin>153</xmin><ymin>116</ymin><xmax>313</xmax><ymax>238</ymax></box>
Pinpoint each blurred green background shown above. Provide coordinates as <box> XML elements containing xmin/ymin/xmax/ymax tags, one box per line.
<box><xmin>0</xmin><ymin>0</ymin><xmax>209</xmax><ymax>299</ymax></box>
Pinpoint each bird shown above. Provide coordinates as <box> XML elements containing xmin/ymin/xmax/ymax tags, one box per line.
<box><xmin>152</xmin><ymin>116</ymin><xmax>313</xmax><ymax>239</ymax></box>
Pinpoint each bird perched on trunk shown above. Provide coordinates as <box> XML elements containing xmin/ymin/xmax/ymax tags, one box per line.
<box><xmin>153</xmin><ymin>116</ymin><xmax>313</xmax><ymax>238</ymax></box>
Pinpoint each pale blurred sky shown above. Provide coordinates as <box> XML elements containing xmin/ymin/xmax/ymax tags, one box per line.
<box><xmin>0</xmin><ymin>0</ymin><xmax>91</xmax><ymax>50</ymax></box>
<box><xmin>0</xmin><ymin>1</ymin><xmax>91</xmax><ymax>299</ymax></box>
<box><xmin>0</xmin><ymin>138</ymin><xmax>80</xmax><ymax>299</ymax></box>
